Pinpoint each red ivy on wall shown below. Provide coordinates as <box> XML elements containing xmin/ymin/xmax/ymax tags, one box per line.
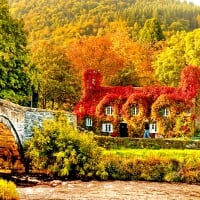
<box><xmin>74</xmin><ymin>66</ymin><xmax>200</xmax><ymax>137</ymax></box>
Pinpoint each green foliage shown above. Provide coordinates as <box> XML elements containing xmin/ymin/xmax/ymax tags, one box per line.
<box><xmin>25</xmin><ymin>117</ymin><xmax>108</xmax><ymax>180</ymax></box>
<box><xmin>184</xmin><ymin>29</ymin><xmax>200</xmax><ymax>66</ymax></box>
<box><xmin>154</xmin><ymin>29</ymin><xmax>200</xmax><ymax>87</ymax></box>
<box><xmin>94</xmin><ymin>136</ymin><xmax>200</xmax><ymax>150</ymax></box>
<box><xmin>30</xmin><ymin>41</ymin><xmax>81</xmax><ymax>110</ymax></box>
<box><xmin>103</xmin><ymin>149</ymin><xmax>200</xmax><ymax>183</ymax></box>
<box><xmin>0</xmin><ymin>179</ymin><xmax>19</xmax><ymax>200</ymax></box>
<box><xmin>139</xmin><ymin>18</ymin><xmax>165</xmax><ymax>44</ymax></box>
<box><xmin>0</xmin><ymin>0</ymin><xmax>31</xmax><ymax>105</ymax></box>
<box><xmin>154</xmin><ymin>31</ymin><xmax>186</xmax><ymax>86</ymax></box>
<box><xmin>194</xmin><ymin>128</ymin><xmax>200</xmax><ymax>138</ymax></box>
<box><xmin>24</xmin><ymin>121</ymin><xmax>200</xmax><ymax>183</ymax></box>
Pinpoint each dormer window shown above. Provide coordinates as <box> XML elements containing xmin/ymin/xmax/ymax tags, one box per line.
<box><xmin>163</xmin><ymin>107</ymin><xmax>169</xmax><ymax>117</ymax></box>
<box><xmin>85</xmin><ymin>117</ymin><xmax>92</xmax><ymax>127</ymax></box>
<box><xmin>130</xmin><ymin>104</ymin><xmax>139</xmax><ymax>116</ymax></box>
<box><xmin>105</xmin><ymin>106</ymin><xmax>113</xmax><ymax>115</ymax></box>
<box><xmin>159</xmin><ymin>107</ymin><xmax>170</xmax><ymax>117</ymax></box>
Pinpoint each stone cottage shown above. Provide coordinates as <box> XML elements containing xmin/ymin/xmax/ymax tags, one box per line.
<box><xmin>74</xmin><ymin>66</ymin><xmax>200</xmax><ymax>138</ymax></box>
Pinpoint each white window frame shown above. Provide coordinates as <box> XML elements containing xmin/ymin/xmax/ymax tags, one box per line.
<box><xmin>102</xmin><ymin>123</ymin><xmax>113</xmax><ymax>133</ymax></box>
<box><xmin>150</xmin><ymin>122</ymin><xmax>158</xmax><ymax>133</ymax></box>
<box><xmin>163</xmin><ymin>107</ymin><xmax>169</xmax><ymax>117</ymax></box>
<box><xmin>105</xmin><ymin>106</ymin><xmax>113</xmax><ymax>115</ymax></box>
<box><xmin>130</xmin><ymin>104</ymin><xmax>139</xmax><ymax>116</ymax></box>
<box><xmin>85</xmin><ymin>117</ymin><xmax>92</xmax><ymax>127</ymax></box>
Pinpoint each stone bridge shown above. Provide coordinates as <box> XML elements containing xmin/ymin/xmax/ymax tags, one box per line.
<box><xmin>0</xmin><ymin>98</ymin><xmax>77</xmax><ymax>172</ymax></box>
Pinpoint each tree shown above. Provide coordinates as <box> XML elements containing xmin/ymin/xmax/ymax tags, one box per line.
<box><xmin>0</xmin><ymin>0</ymin><xmax>31</xmax><ymax>105</ymax></box>
<box><xmin>169</xmin><ymin>20</ymin><xmax>189</xmax><ymax>32</ymax></box>
<box><xmin>31</xmin><ymin>41</ymin><xmax>81</xmax><ymax>110</ymax></box>
<box><xmin>67</xmin><ymin>36</ymin><xmax>124</xmax><ymax>85</ymax></box>
<box><xmin>105</xmin><ymin>23</ymin><xmax>159</xmax><ymax>87</ymax></box>
<box><xmin>154</xmin><ymin>32</ymin><xmax>186</xmax><ymax>86</ymax></box>
<box><xmin>154</xmin><ymin>30</ymin><xmax>200</xmax><ymax>87</ymax></box>
<box><xmin>139</xmin><ymin>18</ymin><xmax>165</xmax><ymax>45</ymax></box>
<box><xmin>9</xmin><ymin>0</ymin><xmax>200</xmax><ymax>49</ymax></box>
<box><xmin>106</xmin><ymin>21</ymin><xmax>140</xmax><ymax>86</ymax></box>
<box><xmin>184</xmin><ymin>29</ymin><xmax>200</xmax><ymax>66</ymax></box>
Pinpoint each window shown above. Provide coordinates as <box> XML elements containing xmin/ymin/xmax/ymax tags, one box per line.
<box><xmin>102</xmin><ymin>123</ymin><xmax>113</xmax><ymax>133</ymax></box>
<box><xmin>163</xmin><ymin>107</ymin><xmax>169</xmax><ymax>117</ymax></box>
<box><xmin>85</xmin><ymin>117</ymin><xmax>92</xmax><ymax>127</ymax></box>
<box><xmin>185</xmin><ymin>109</ymin><xmax>192</xmax><ymax>116</ymax></box>
<box><xmin>150</xmin><ymin>123</ymin><xmax>157</xmax><ymax>133</ymax></box>
<box><xmin>159</xmin><ymin>107</ymin><xmax>170</xmax><ymax>117</ymax></box>
<box><xmin>130</xmin><ymin>104</ymin><xmax>139</xmax><ymax>116</ymax></box>
<box><xmin>105</xmin><ymin>106</ymin><xmax>113</xmax><ymax>115</ymax></box>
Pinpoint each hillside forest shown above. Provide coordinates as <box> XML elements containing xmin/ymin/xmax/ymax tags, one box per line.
<box><xmin>1</xmin><ymin>0</ymin><xmax>200</xmax><ymax>111</ymax></box>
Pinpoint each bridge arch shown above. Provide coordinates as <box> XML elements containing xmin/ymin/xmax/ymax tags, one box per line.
<box><xmin>0</xmin><ymin>114</ymin><xmax>23</xmax><ymax>153</ymax></box>
<box><xmin>0</xmin><ymin>98</ymin><xmax>77</xmax><ymax>172</ymax></box>
<box><xmin>0</xmin><ymin>115</ymin><xmax>25</xmax><ymax>172</ymax></box>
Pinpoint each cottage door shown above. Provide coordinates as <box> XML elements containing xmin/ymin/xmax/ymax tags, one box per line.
<box><xmin>119</xmin><ymin>122</ymin><xmax>128</xmax><ymax>137</ymax></box>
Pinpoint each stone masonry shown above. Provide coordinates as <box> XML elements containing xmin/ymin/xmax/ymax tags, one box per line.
<box><xmin>0</xmin><ymin>98</ymin><xmax>77</xmax><ymax>146</ymax></box>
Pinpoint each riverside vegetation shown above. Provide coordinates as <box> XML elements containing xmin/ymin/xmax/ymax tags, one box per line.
<box><xmin>1</xmin><ymin>119</ymin><xmax>200</xmax><ymax>200</ymax></box>
<box><xmin>24</xmin><ymin>117</ymin><xmax>200</xmax><ymax>184</ymax></box>
<box><xmin>0</xmin><ymin>179</ymin><xmax>19</xmax><ymax>200</ymax></box>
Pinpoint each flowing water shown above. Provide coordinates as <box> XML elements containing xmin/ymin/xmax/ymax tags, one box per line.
<box><xmin>17</xmin><ymin>180</ymin><xmax>200</xmax><ymax>200</ymax></box>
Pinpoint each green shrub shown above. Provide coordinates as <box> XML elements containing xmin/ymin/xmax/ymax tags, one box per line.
<box><xmin>0</xmin><ymin>179</ymin><xmax>19</xmax><ymax>200</ymax></box>
<box><xmin>24</xmin><ymin>116</ymin><xmax>108</xmax><ymax>180</ymax></box>
<box><xmin>95</xmin><ymin>136</ymin><xmax>200</xmax><ymax>150</ymax></box>
<box><xmin>103</xmin><ymin>149</ymin><xmax>200</xmax><ymax>183</ymax></box>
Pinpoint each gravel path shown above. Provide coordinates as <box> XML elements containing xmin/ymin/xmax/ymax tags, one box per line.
<box><xmin>17</xmin><ymin>180</ymin><xmax>200</xmax><ymax>200</ymax></box>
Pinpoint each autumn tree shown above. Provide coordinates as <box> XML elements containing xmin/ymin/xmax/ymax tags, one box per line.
<box><xmin>136</xmin><ymin>18</ymin><xmax>166</xmax><ymax>86</ymax></box>
<box><xmin>67</xmin><ymin>36</ymin><xmax>124</xmax><ymax>85</ymax></box>
<box><xmin>139</xmin><ymin>18</ymin><xmax>165</xmax><ymax>45</ymax></box>
<box><xmin>9</xmin><ymin>0</ymin><xmax>200</xmax><ymax>51</ymax></box>
<box><xmin>0</xmin><ymin>0</ymin><xmax>31</xmax><ymax>105</ymax></box>
<box><xmin>153</xmin><ymin>30</ymin><xmax>200</xmax><ymax>87</ymax></box>
<box><xmin>31</xmin><ymin>41</ymin><xmax>81</xmax><ymax>110</ymax></box>
<box><xmin>184</xmin><ymin>29</ymin><xmax>200</xmax><ymax>67</ymax></box>
<box><xmin>107</xmin><ymin>23</ymin><xmax>159</xmax><ymax>87</ymax></box>
<box><xmin>153</xmin><ymin>34</ymin><xmax>186</xmax><ymax>86</ymax></box>
<box><xmin>104</xmin><ymin>21</ymin><xmax>139</xmax><ymax>86</ymax></box>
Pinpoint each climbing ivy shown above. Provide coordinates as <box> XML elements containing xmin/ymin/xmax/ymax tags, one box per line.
<box><xmin>74</xmin><ymin>66</ymin><xmax>200</xmax><ymax>137</ymax></box>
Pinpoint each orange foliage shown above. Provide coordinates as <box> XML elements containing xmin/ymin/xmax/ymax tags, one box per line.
<box><xmin>67</xmin><ymin>36</ymin><xmax>124</xmax><ymax>85</ymax></box>
<box><xmin>110</xmin><ymin>31</ymin><xmax>159</xmax><ymax>86</ymax></box>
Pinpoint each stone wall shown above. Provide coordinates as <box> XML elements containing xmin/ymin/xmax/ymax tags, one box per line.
<box><xmin>24</xmin><ymin>108</ymin><xmax>77</xmax><ymax>139</ymax></box>
<box><xmin>0</xmin><ymin>98</ymin><xmax>77</xmax><ymax>144</ymax></box>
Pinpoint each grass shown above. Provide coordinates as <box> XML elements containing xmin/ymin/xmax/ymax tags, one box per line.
<box><xmin>104</xmin><ymin>148</ymin><xmax>200</xmax><ymax>161</ymax></box>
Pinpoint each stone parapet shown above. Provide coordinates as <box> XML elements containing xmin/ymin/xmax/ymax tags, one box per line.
<box><xmin>0</xmin><ymin>98</ymin><xmax>77</xmax><ymax>144</ymax></box>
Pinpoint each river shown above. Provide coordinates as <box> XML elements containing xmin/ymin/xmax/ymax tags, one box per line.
<box><xmin>17</xmin><ymin>180</ymin><xmax>200</xmax><ymax>200</ymax></box>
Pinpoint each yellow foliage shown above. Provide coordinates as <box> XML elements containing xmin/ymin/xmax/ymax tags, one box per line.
<box><xmin>0</xmin><ymin>179</ymin><xmax>19</xmax><ymax>200</ymax></box>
